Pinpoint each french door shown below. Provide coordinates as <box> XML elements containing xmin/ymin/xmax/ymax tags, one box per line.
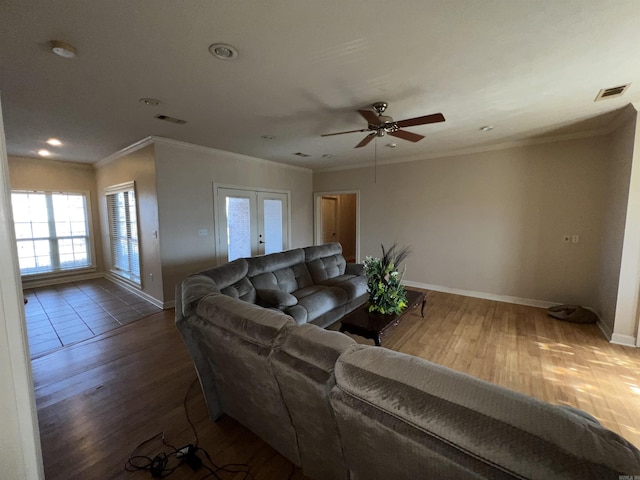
<box><xmin>216</xmin><ymin>187</ymin><xmax>289</xmax><ymax>262</ymax></box>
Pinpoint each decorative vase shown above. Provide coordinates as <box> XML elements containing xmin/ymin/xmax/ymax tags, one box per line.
<box><xmin>363</xmin><ymin>244</ymin><xmax>410</xmax><ymax>315</ymax></box>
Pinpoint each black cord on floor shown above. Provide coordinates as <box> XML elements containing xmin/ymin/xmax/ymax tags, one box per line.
<box><xmin>125</xmin><ymin>377</ymin><xmax>255</xmax><ymax>479</ymax></box>
<box><xmin>124</xmin><ymin>432</ymin><xmax>182</xmax><ymax>478</ymax></box>
<box><xmin>184</xmin><ymin>377</ymin><xmax>200</xmax><ymax>447</ymax></box>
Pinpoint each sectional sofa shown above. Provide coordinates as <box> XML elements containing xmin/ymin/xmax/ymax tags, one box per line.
<box><xmin>176</xmin><ymin>245</ymin><xmax>640</xmax><ymax>480</ymax></box>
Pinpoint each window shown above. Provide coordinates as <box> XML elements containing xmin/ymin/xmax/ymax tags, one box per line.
<box><xmin>12</xmin><ymin>190</ymin><xmax>93</xmax><ymax>276</ymax></box>
<box><xmin>106</xmin><ymin>182</ymin><xmax>140</xmax><ymax>285</ymax></box>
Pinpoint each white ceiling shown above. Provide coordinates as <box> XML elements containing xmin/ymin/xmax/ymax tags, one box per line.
<box><xmin>1</xmin><ymin>0</ymin><xmax>640</xmax><ymax>170</ymax></box>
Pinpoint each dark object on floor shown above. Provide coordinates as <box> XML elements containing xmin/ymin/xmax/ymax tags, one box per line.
<box><xmin>547</xmin><ymin>305</ymin><xmax>597</xmax><ymax>324</ymax></box>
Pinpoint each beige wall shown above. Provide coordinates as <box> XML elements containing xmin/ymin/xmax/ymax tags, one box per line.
<box><xmin>8</xmin><ymin>156</ymin><xmax>105</xmax><ymax>282</ymax></box>
<box><xmin>609</xmin><ymin>105</ymin><xmax>640</xmax><ymax>344</ymax></box>
<box><xmin>595</xmin><ymin>108</ymin><xmax>636</xmax><ymax>337</ymax></box>
<box><xmin>95</xmin><ymin>145</ymin><xmax>164</xmax><ymax>303</ymax></box>
<box><xmin>315</xmin><ymin>136</ymin><xmax>610</xmax><ymax>308</ymax></box>
<box><xmin>153</xmin><ymin>140</ymin><xmax>314</xmax><ymax>302</ymax></box>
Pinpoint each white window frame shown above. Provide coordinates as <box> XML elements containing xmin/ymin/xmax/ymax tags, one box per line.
<box><xmin>11</xmin><ymin>189</ymin><xmax>96</xmax><ymax>278</ymax></box>
<box><xmin>105</xmin><ymin>181</ymin><xmax>141</xmax><ymax>286</ymax></box>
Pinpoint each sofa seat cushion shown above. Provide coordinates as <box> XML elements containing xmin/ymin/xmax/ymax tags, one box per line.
<box><xmin>318</xmin><ymin>274</ymin><xmax>367</xmax><ymax>301</ymax></box>
<box><xmin>256</xmin><ymin>288</ymin><xmax>298</xmax><ymax>308</ymax></box>
<box><xmin>292</xmin><ymin>286</ymin><xmax>348</xmax><ymax>321</ymax></box>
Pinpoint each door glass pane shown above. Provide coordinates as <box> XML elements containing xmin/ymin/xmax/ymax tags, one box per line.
<box><xmin>226</xmin><ymin>197</ymin><xmax>252</xmax><ymax>261</ymax></box>
<box><xmin>263</xmin><ymin>199</ymin><xmax>283</xmax><ymax>255</ymax></box>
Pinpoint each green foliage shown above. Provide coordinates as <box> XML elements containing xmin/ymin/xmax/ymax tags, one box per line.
<box><xmin>363</xmin><ymin>244</ymin><xmax>411</xmax><ymax>315</ymax></box>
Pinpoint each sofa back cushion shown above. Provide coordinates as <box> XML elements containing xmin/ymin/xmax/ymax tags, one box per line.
<box><xmin>198</xmin><ymin>258</ymin><xmax>257</xmax><ymax>303</ymax></box>
<box><xmin>271</xmin><ymin>324</ymin><xmax>355</xmax><ymax>480</ymax></box>
<box><xmin>331</xmin><ymin>346</ymin><xmax>640</xmax><ymax>480</ymax></box>
<box><xmin>194</xmin><ymin>293</ymin><xmax>300</xmax><ymax>465</ymax></box>
<box><xmin>304</xmin><ymin>243</ymin><xmax>347</xmax><ymax>283</ymax></box>
<box><xmin>248</xmin><ymin>249</ymin><xmax>313</xmax><ymax>293</ymax></box>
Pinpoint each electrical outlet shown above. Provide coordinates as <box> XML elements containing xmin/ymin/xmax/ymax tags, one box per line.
<box><xmin>572</xmin><ymin>235</ymin><xmax>580</xmax><ymax>244</ymax></box>
<box><xmin>198</xmin><ymin>229</ymin><xmax>208</xmax><ymax>237</ymax></box>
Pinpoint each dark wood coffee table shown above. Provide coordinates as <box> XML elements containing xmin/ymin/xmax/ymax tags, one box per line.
<box><xmin>339</xmin><ymin>290</ymin><xmax>426</xmax><ymax>346</ymax></box>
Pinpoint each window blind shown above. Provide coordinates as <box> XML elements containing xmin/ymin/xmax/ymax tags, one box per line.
<box><xmin>105</xmin><ymin>182</ymin><xmax>140</xmax><ymax>285</ymax></box>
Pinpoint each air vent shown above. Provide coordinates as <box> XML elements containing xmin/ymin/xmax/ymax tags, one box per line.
<box><xmin>294</xmin><ymin>152</ymin><xmax>311</xmax><ymax>157</ymax></box>
<box><xmin>594</xmin><ymin>84</ymin><xmax>630</xmax><ymax>101</ymax></box>
<box><xmin>154</xmin><ymin>114</ymin><xmax>187</xmax><ymax>124</ymax></box>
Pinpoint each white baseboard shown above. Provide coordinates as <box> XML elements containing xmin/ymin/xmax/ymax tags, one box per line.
<box><xmin>402</xmin><ymin>280</ymin><xmax>558</xmax><ymax>309</ymax></box>
<box><xmin>104</xmin><ymin>274</ymin><xmax>165</xmax><ymax>309</ymax></box>
<box><xmin>610</xmin><ymin>332</ymin><xmax>637</xmax><ymax>347</ymax></box>
<box><xmin>22</xmin><ymin>271</ymin><xmax>104</xmax><ymax>290</ymax></box>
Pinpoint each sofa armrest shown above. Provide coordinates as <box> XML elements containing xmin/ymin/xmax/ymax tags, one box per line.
<box><xmin>345</xmin><ymin>263</ymin><xmax>365</xmax><ymax>276</ymax></box>
<box><xmin>256</xmin><ymin>288</ymin><xmax>298</xmax><ymax>308</ymax></box>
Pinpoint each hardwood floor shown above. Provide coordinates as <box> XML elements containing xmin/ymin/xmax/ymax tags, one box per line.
<box><xmin>383</xmin><ymin>290</ymin><xmax>640</xmax><ymax>447</ymax></box>
<box><xmin>33</xmin><ymin>310</ymin><xmax>303</xmax><ymax>480</ymax></box>
<box><xmin>33</xmin><ymin>290</ymin><xmax>640</xmax><ymax>479</ymax></box>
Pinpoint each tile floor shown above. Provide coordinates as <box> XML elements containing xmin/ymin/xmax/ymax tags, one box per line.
<box><xmin>24</xmin><ymin>278</ymin><xmax>161</xmax><ymax>358</ymax></box>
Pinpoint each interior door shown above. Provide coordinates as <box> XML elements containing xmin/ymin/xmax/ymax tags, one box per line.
<box><xmin>216</xmin><ymin>187</ymin><xmax>288</xmax><ymax>262</ymax></box>
<box><xmin>321</xmin><ymin>196</ymin><xmax>338</xmax><ymax>244</ymax></box>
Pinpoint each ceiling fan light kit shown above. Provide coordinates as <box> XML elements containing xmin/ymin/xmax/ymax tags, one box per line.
<box><xmin>322</xmin><ymin>102</ymin><xmax>445</xmax><ymax>148</ymax></box>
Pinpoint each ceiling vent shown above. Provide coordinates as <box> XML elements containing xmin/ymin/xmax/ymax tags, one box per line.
<box><xmin>154</xmin><ymin>114</ymin><xmax>187</xmax><ymax>125</ymax></box>
<box><xmin>594</xmin><ymin>84</ymin><xmax>630</xmax><ymax>101</ymax></box>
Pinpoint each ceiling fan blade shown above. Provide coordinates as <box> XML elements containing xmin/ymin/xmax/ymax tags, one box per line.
<box><xmin>321</xmin><ymin>128</ymin><xmax>368</xmax><ymax>137</ymax></box>
<box><xmin>358</xmin><ymin>109</ymin><xmax>382</xmax><ymax>125</ymax></box>
<box><xmin>396</xmin><ymin>113</ymin><xmax>445</xmax><ymax>128</ymax></box>
<box><xmin>388</xmin><ymin>130</ymin><xmax>425</xmax><ymax>143</ymax></box>
<box><xmin>355</xmin><ymin>133</ymin><xmax>376</xmax><ymax>148</ymax></box>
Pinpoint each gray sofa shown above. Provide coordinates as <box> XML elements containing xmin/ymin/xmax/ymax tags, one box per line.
<box><xmin>189</xmin><ymin>243</ymin><xmax>367</xmax><ymax>328</ymax></box>
<box><xmin>176</xmin><ymin>249</ymin><xmax>640</xmax><ymax>480</ymax></box>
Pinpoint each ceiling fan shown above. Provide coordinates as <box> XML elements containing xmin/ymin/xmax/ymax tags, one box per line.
<box><xmin>321</xmin><ymin>102</ymin><xmax>445</xmax><ymax>148</ymax></box>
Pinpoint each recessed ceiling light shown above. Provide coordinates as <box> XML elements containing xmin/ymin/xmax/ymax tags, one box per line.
<box><xmin>294</xmin><ymin>152</ymin><xmax>311</xmax><ymax>158</ymax></box>
<box><xmin>38</xmin><ymin>149</ymin><xmax>51</xmax><ymax>157</ymax></box>
<box><xmin>386</xmin><ymin>143</ymin><xmax>397</xmax><ymax>148</ymax></box>
<box><xmin>480</xmin><ymin>125</ymin><xmax>494</xmax><ymax>132</ymax></box>
<box><xmin>322</xmin><ymin>154</ymin><xmax>333</xmax><ymax>158</ymax></box>
<box><xmin>50</xmin><ymin>40</ymin><xmax>77</xmax><ymax>59</ymax></box>
<box><xmin>209</xmin><ymin>43</ymin><xmax>238</xmax><ymax>60</ymax></box>
<box><xmin>46</xmin><ymin>138</ymin><xmax>62</xmax><ymax>146</ymax></box>
<box><xmin>139</xmin><ymin>98</ymin><xmax>161</xmax><ymax>106</ymax></box>
<box><xmin>261</xmin><ymin>135</ymin><xmax>275</xmax><ymax>140</ymax></box>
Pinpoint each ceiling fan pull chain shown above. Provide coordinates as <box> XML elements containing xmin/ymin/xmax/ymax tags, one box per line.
<box><xmin>374</xmin><ymin>136</ymin><xmax>378</xmax><ymax>184</ymax></box>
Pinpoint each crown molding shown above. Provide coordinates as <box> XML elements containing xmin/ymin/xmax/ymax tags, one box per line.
<box><xmin>150</xmin><ymin>136</ymin><xmax>313</xmax><ymax>174</ymax></box>
<box><xmin>314</xmin><ymin>125</ymin><xmax>616</xmax><ymax>173</ymax></box>
<box><xmin>94</xmin><ymin>136</ymin><xmax>154</xmax><ymax>168</ymax></box>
